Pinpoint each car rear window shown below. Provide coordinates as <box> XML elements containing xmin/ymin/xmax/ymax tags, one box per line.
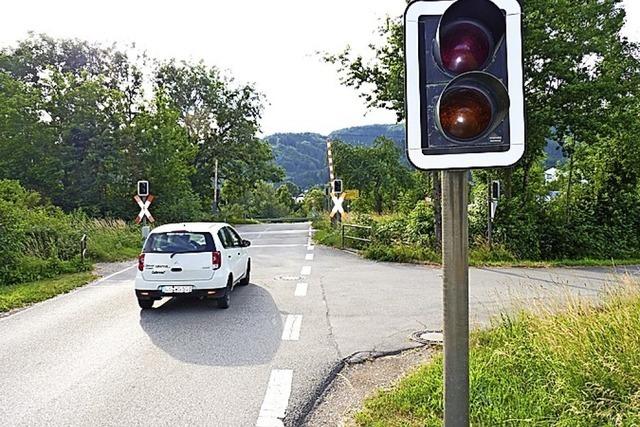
<box><xmin>143</xmin><ymin>231</ymin><xmax>215</xmax><ymax>254</ymax></box>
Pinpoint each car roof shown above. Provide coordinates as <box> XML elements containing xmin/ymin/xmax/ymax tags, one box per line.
<box><xmin>150</xmin><ymin>222</ymin><xmax>229</xmax><ymax>234</ymax></box>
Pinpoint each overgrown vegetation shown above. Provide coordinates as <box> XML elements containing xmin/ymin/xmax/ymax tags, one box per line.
<box><xmin>355</xmin><ymin>283</ymin><xmax>640</xmax><ymax>426</ymax></box>
<box><xmin>0</xmin><ymin>180</ymin><xmax>139</xmax><ymax>287</ymax></box>
<box><xmin>322</xmin><ymin>0</ymin><xmax>640</xmax><ymax>263</ymax></box>
<box><xmin>314</xmin><ymin>209</ymin><xmax>640</xmax><ymax>267</ymax></box>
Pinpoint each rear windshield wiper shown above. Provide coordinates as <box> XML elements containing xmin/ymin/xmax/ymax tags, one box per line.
<box><xmin>169</xmin><ymin>250</ymin><xmax>202</xmax><ymax>258</ymax></box>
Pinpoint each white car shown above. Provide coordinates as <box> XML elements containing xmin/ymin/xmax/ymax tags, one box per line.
<box><xmin>134</xmin><ymin>222</ymin><xmax>251</xmax><ymax>309</ymax></box>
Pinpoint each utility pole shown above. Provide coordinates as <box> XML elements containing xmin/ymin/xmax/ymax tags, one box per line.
<box><xmin>441</xmin><ymin>170</ymin><xmax>469</xmax><ymax>427</ymax></box>
<box><xmin>212</xmin><ymin>159</ymin><xmax>219</xmax><ymax>215</ymax></box>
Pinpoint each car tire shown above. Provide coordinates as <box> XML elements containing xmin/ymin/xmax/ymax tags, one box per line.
<box><xmin>138</xmin><ymin>299</ymin><xmax>154</xmax><ymax>309</ymax></box>
<box><xmin>217</xmin><ymin>278</ymin><xmax>232</xmax><ymax>309</ymax></box>
<box><xmin>239</xmin><ymin>260</ymin><xmax>251</xmax><ymax>286</ymax></box>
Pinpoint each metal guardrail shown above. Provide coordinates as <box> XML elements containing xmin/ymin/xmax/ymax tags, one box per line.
<box><xmin>341</xmin><ymin>224</ymin><xmax>372</xmax><ymax>249</ymax></box>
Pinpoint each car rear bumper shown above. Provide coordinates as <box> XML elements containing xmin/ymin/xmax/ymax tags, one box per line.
<box><xmin>135</xmin><ymin>287</ymin><xmax>227</xmax><ymax>300</ymax></box>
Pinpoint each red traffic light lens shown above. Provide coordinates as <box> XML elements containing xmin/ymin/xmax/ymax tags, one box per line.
<box><xmin>440</xmin><ymin>22</ymin><xmax>492</xmax><ymax>74</ymax></box>
<box><xmin>439</xmin><ymin>87</ymin><xmax>492</xmax><ymax>141</ymax></box>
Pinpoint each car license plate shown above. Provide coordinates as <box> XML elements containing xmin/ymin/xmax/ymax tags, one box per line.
<box><xmin>162</xmin><ymin>285</ymin><xmax>192</xmax><ymax>294</ymax></box>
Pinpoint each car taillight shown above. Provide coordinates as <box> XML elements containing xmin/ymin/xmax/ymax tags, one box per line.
<box><xmin>138</xmin><ymin>254</ymin><xmax>145</xmax><ymax>272</ymax></box>
<box><xmin>212</xmin><ymin>251</ymin><xmax>222</xmax><ymax>270</ymax></box>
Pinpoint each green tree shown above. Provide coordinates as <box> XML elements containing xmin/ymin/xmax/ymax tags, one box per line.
<box><xmin>155</xmin><ymin>60</ymin><xmax>284</xmax><ymax>208</ymax></box>
<box><xmin>333</xmin><ymin>137</ymin><xmax>411</xmax><ymax>214</ymax></box>
<box><xmin>326</xmin><ymin>0</ymin><xmax>640</xmax><ymax>258</ymax></box>
<box><xmin>0</xmin><ymin>72</ymin><xmax>63</xmax><ymax>201</ymax></box>
<box><xmin>303</xmin><ymin>187</ymin><xmax>326</xmax><ymax>216</ymax></box>
<box><xmin>129</xmin><ymin>94</ymin><xmax>204</xmax><ymax>222</ymax></box>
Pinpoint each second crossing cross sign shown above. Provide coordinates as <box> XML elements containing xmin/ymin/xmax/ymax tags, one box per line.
<box><xmin>330</xmin><ymin>193</ymin><xmax>345</xmax><ymax>218</ymax></box>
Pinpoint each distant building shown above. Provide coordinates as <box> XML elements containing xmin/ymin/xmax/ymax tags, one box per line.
<box><xmin>544</xmin><ymin>168</ymin><xmax>559</xmax><ymax>183</ymax></box>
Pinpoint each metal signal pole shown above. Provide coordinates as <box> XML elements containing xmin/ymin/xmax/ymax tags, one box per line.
<box><xmin>487</xmin><ymin>176</ymin><xmax>493</xmax><ymax>250</ymax></box>
<box><xmin>441</xmin><ymin>170</ymin><xmax>469</xmax><ymax>427</ymax></box>
<box><xmin>213</xmin><ymin>159</ymin><xmax>219</xmax><ymax>214</ymax></box>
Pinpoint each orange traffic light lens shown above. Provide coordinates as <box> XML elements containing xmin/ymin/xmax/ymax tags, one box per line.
<box><xmin>439</xmin><ymin>87</ymin><xmax>492</xmax><ymax>141</ymax></box>
<box><xmin>440</xmin><ymin>22</ymin><xmax>492</xmax><ymax>74</ymax></box>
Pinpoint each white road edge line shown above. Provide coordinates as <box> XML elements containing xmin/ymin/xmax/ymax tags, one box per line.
<box><xmin>256</xmin><ymin>369</ymin><xmax>293</xmax><ymax>427</ymax></box>
<box><xmin>305</xmin><ymin>253</ymin><xmax>314</xmax><ymax>261</ymax></box>
<box><xmin>90</xmin><ymin>265</ymin><xmax>137</xmax><ymax>286</ymax></box>
<box><xmin>281</xmin><ymin>314</ymin><xmax>303</xmax><ymax>341</ymax></box>
<box><xmin>0</xmin><ymin>264</ymin><xmax>136</xmax><ymax>321</ymax></box>
<box><xmin>300</xmin><ymin>266</ymin><xmax>311</xmax><ymax>276</ymax></box>
<box><xmin>294</xmin><ymin>283</ymin><xmax>308</xmax><ymax>297</ymax></box>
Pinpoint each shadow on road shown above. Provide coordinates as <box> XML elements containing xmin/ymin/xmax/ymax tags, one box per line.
<box><xmin>139</xmin><ymin>283</ymin><xmax>282</xmax><ymax>367</ymax></box>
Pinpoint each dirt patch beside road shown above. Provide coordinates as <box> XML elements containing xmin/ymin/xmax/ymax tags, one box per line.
<box><xmin>303</xmin><ymin>346</ymin><xmax>435</xmax><ymax>426</ymax></box>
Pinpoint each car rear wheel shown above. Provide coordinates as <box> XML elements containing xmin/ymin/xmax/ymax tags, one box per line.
<box><xmin>239</xmin><ymin>260</ymin><xmax>251</xmax><ymax>286</ymax></box>
<box><xmin>217</xmin><ymin>278</ymin><xmax>232</xmax><ymax>309</ymax></box>
<box><xmin>138</xmin><ymin>299</ymin><xmax>154</xmax><ymax>309</ymax></box>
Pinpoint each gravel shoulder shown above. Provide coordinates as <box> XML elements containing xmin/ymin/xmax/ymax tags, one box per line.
<box><xmin>93</xmin><ymin>260</ymin><xmax>136</xmax><ymax>277</ymax></box>
<box><xmin>303</xmin><ymin>346</ymin><xmax>435</xmax><ymax>426</ymax></box>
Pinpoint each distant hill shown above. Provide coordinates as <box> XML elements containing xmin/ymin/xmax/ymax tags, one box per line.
<box><xmin>265</xmin><ymin>124</ymin><xmax>403</xmax><ymax>190</ymax></box>
<box><xmin>266</xmin><ymin>124</ymin><xmax>565</xmax><ymax>189</ymax></box>
<box><xmin>266</xmin><ymin>132</ymin><xmax>328</xmax><ymax>190</ymax></box>
<box><xmin>329</xmin><ymin>124</ymin><xmax>405</xmax><ymax>150</ymax></box>
<box><xmin>544</xmin><ymin>140</ymin><xmax>565</xmax><ymax>168</ymax></box>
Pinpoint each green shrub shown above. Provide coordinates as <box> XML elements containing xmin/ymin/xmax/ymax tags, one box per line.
<box><xmin>0</xmin><ymin>180</ymin><xmax>140</xmax><ymax>286</ymax></box>
<box><xmin>364</xmin><ymin>244</ymin><xmax>439</xmax><ymax>264</ymax></box>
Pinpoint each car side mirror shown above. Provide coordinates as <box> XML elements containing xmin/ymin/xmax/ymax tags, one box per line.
<box><xmin>242</xmin><ymin>239</ymin><xmax>251</xmax><ymax>247</ymax></box>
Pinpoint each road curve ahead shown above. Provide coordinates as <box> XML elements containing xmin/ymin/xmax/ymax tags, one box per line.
<box><xmin>0</xmin><ymin>222</ymin><xmax>634</xmax><ymax>426</ymax></box>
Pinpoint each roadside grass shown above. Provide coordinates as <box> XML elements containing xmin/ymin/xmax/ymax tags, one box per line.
<box><xmin>0</xmin><ymin>219</ymin><xmax>140</xmax><ymax>313</ymax></box>
<box><xmin>0</xmin><ymin>272</ymin><xmax>97</xmax><ymax>313</ymax></box>
<box><xmin>313</xmin><ymin>227</ymin><xmax>342</xmax><ymax>247</ymax></box>
<box><xmin>355</xmin><ymin>281</ymin><xmax>640</xmax><ymax>426</ymax></box>
<box><xmin>364</xmin><ymin>244</ymin><xmax>440</xmax><ymax>264</ymax></box>
<box><xmin>87</xmin><ymin>219</ymin><xmax>141</xmax><ymax>262</ymax></box>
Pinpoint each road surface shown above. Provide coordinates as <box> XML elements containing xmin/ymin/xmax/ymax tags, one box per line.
<box><xmin>0</xmin><ymin>222</ymin><xmax>636</xmax><ymax>426</ymax></box>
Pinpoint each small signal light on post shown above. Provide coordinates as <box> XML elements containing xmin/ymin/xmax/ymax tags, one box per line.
<box><xmin>137</xmin><ymin>180</ymin><xmax>149</xmax><ymax>197</ymax></box>
<box><xmin>333</xmin><ymin>179</ymin><xmax>343</xmax><ymax>195</ymax></box>
<box><xmin>491</xmin><ymin>180</ymin><xmax>501</xmax><ymax>200</ymax></box>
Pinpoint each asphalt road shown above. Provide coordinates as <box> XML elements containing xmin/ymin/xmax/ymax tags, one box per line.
<box><xmin>1</xmin><ymin>222</ymin><xmax>637</xmax><ymax>426</ymax></box>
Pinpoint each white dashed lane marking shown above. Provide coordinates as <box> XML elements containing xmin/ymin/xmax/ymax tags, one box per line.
<box><xmin>294</xmin><ymin>283</ymin><xmax>308</xmax><ymax>297</ymax></box>
<box><xmin>256</xmin><ymin>369</ymin><xmax>293</xmax><ymax>427</ymax></box>
<box><xmin>281</xmin><ymin>315</ymin><xmax>303</xmax><ymax>341</ymax></box>
<box><xmin>300</xmin><ymin>266</ymin><xmax>311</xmax><ymax>276</ymax></box>
<box><xmin>305</xmin><ymin>253</ymin><xmax>314</xmax><ymax>261</ymax></box>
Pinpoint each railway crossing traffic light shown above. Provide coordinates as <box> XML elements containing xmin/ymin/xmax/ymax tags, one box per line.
<box><xmin>332</xmin><ymin>179</ymin><xmax>343</xmax><ymax>195</ymax></box>
<box><xmin>404</xmin><ymin>0</ymin><xmax>525</xmax><ymax>170</ymax></box>
<box><xmin>137</xmin><ymin>180</ymin><xmax>149</xmax><ymax>198</ymax></box>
